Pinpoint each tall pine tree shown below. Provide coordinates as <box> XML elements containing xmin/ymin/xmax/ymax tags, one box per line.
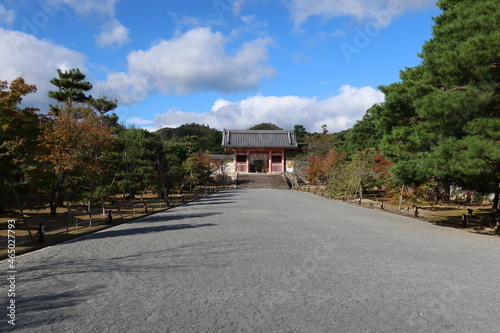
<box><xmin>380</xmin><ymin>0</ymin><xmax>499</xmax><ymax>208</ymax></box>
<box><xmin>48</xmin><ymin>68</ymin><xmax>93</xmax><ymax>118</ymax></box>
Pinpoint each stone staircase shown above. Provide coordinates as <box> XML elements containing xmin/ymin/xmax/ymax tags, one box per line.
<box><xmin>235</xmin><ymin>173</ymin><xmax>289</xmax><ymax>189</ymax></box>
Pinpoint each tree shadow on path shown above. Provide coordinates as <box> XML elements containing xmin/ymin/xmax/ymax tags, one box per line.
<box><xmin>78</xmin><ymin>222</ymin><xmax>217</xmax><ymax>240</ymax></box>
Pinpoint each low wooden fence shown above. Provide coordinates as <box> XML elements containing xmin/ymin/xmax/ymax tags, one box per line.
<box><xmin>296</xmin><ymin>185</ymin><xmax>499</xmax><ymax>232</ymax></box>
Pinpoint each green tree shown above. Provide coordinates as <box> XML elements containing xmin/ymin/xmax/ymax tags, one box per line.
<box><xmin>294</xmin><ymin>124</ymin><xmax>308</xmax><ymax>142</ymax></box>
<box><xmin>180</xmin><ymin>154</ymin><xmax>216</xmax><ymax>191</ymax></box>
<box><xmin>343</xmin><ymin>104</ymin><xmax>385</xmax><ymax>156</ymax></box>
<box><xmin>328</xmin><ymin>148</ymin><xmax>378</xmax><ymax>200</ymax></box>
<box><xmin>302</xmin><ymin>132</ymin><xmax>338</xmax><ymax>157</ymax></box>
<box><xmin>89</xmin><ymin>97</ymin><xmax>118</xmax><ymax>116</ymax></box>
<box><xmin>48</xmin><ymin>68</ymin><xmax>93</xmax><ymax>118</ymax></box>
<box><xmin>378</xmin><ymin>0</ymin><xmax>500</xmax><ymax>208</ymax></box>
<box><xmin>157</xmin><ymin>123</ymin><xmax>223</xmax><ymax>153</ymax></box>
<box><xmin>116</xmin><ymin>127</ymin><xmax>157</xmax><ymax>199</ymax></box>
<box><xmin>248</xmin><ymin>122</ymin><xmax>283</xmax><ymax>130</ymax></box>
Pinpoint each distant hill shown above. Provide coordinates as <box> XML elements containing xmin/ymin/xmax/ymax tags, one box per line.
<box><xmin>248</xmin><ymin>122</ymin><xmax>283</xmax><ymax>130</ymax></box>
<box><xmin>157</xmin><ymin>123</ymin><xmax>220</xmax><ymax>139</ymax></box>
<box><xmin>157</xmin><ymin>123</ymin><xmax>224</xmax><ymax>154</ymax></box>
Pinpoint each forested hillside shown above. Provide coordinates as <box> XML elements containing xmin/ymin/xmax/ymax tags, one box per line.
<box><xmin>157</xmin><ymin>123</ymin><xmax>223</xmax><ymax>154</ymax></box>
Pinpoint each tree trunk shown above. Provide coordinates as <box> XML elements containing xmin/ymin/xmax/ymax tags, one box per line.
<box><xmin>49</xmin><ymin>186</ymin><xmax>58</xmax><ymax>216</ymax></box>
<box><xmin>49</xmin><ymin>201</ymin><xmax>57</xmax><ymax>216</ymax></box>
<box><xmin>57</xmin><ymin>192</ymin><xmax>65</xmax><ymax>207</ymax></box>
<box><xmin>492</xmin><ymin>187</ymin><xmax>499</xmax><ymax>210</ymax></box>
<box><xmin>358</xmin><ymin>181</ymin><xmax>363</xmax><ymax>202</ymax></box>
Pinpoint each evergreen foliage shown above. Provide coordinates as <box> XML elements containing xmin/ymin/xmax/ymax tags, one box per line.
<box><xmin>157</xmin><ymin>123</ymin><xmax>223</xmax><ymax>154</ymax></box>
<box><xmin>340</xmin><ymin>0</ymin><xmax>499</xmax><ymax>208</ymax></box>
<box><xmin>248</xmin><ymin>122</ymin><xmax>283</xmax><ymax>130</ymax></box>
<box><xmin>48</xmin><ymin>68</ymin><xmax>93</xmax><ymax>117</ymax></box>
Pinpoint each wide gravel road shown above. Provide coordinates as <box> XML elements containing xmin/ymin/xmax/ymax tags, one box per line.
<box><xmin>2</xmin><ymin>189</ymin><xmax>500</xmax><ymax>332</ymax></box>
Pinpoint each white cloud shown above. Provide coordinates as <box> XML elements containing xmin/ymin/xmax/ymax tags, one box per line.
<box><xmin>292</xmin><ymin>51</ymin><xmax>310</xmax><ymax>63</ymax></box>
<box><xmin>170</xmin><ymin>13</ymin><xmax>201</xmax><ymax>28</ymax></box>
<box><xmin>0</xmin><ymin>5</ymin><xmax>15</xmax><ymax>25</ymax></box>
<box><xmin>56</xmin><ymin>0</ymin><xmax>130</xmax><ymax>47</ymax></box>
<box><xmin>152</xmin><ymin>85</ymin><xmax>384</xmax><ymax>132</ymax></box>
<box><xmin>95</xmin><ymin>19</ymin><xmax>130</xmax><ymax>48</ymax></box>
<box><xmin>233</xmin><ymin>0</ymin><xmax>245</xmax><ymax>16</ymax></box>
<box><xmin>232</xmin><ymin>0</ymin><xmax>269</xmax><ymax>16</ymax></box>
<box><xmin>102</xmin><ymin>27</ymin><xmax>275</xmax><ymax>104</ymax></box>
<box><xmin>212</xmin><ymin>98</ymin><xmax>233</xmax><ymax>112</ymax></box>
<box><xmin>289</xmin><ymin>0</ymin><xmax>437</xmax><ymax>28</ymax></box>
<box><xmin>0</xmin><ymin>28</ymin><xmax>87</xmax><ymax>110</ymax></box>
<box><xmin>57</xmin><ymin>0</ymin><xmax>119</xmax><ymax>17</ymax></box>
<box><xmin>125</xmin><ymin>116</ymin><xmax>154</xmax><ymax>125</ymax></box>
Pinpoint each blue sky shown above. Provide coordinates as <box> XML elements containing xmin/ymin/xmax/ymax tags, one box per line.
<box><xmin>0</xmin><ymin>0</ymin><xmax>440</xmax><ymax>132</ymax></box>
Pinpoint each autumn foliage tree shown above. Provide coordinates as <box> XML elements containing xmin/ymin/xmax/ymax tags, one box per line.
<box><xmin>306</xmin><ymin>150</ymin><xmax>346</xmax><ymax>184</ymax></box>
<box><xmin>22</xmin><ymin>69</ymin><xmax>118</xmax><ymax>216</ymax></box>
<box><xmin>0</xmin><ymin>78</ymin><xmax>41</xmax><ymax>213</ymax></box>
<box><xmin>326</xmin><ymin>149</ymin><xmax>397</xmax><ymax>200</ymax></box>
<box><xmin>1</xmin><ymin>70</ymin><xmax>228</xmax><ymax>220</ymax></box>
<box><xmin>26</xmin><ymin>113</ymin><xmax>116</xmax><ymax>216</ymax></box>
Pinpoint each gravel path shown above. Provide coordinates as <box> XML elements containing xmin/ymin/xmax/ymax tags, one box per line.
<box><xmin>2</xmin><ymin>189</ymin><xmax>500</xmax><ymax>332</ymax></box>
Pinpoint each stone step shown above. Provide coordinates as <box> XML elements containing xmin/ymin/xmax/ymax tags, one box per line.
<box><xmin>236</xmin><ymin>174</ymin><xmax>288</xmax><ymax>189</ymax></box>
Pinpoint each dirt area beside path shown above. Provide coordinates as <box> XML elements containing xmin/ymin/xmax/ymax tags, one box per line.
<box><xmin>0</xmin><ymin>187</ymin><xmax>230</xmax><ymax>258</ymax></box>
<box><xmin>298</xmin><ymin>185</ymin><xmax>500</xmax><ymax>236</ymax></box>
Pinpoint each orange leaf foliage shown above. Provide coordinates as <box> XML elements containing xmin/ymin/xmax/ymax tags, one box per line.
<box><xmin>306</xmin><ymin>150</ymin><xmax>346</xmax><ymax>184</ymax></box>
<box><xmin>35</xmin><ymin>116</ymin><xmax>115</xmax><ymax>175</ymax></box>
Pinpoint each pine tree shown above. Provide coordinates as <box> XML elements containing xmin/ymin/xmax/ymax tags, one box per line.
<box><xmin>48</xmin><ymin>68</ymin><xmax>93</xmax><ymax>118</ymax></box>
<box><xmin>379</xmin><ymin>0</ymin><xmax>499</xmax><ymax>208</ymax></box>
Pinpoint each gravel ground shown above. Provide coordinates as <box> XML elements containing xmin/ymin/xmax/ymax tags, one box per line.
<box><xmin>2</xmin><ymin>189</ymin><xmax>500</xmax><ymax>332</ymax></box>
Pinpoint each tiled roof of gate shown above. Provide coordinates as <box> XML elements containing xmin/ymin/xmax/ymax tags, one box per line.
<box><xmin>221</xmin><ymin>130</ymin><xmax>298</xmax><ymax>148</ymax></box>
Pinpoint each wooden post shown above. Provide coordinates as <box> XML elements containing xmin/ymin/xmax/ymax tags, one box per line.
<box><xmin>398</xmin><ymin>184</ymin><xmax>404</xmax><ymax>212</ymax></box>
<box><xmin>461</xmin><ymin>214</ymin><xmax>468</xmax><ymax>228</ymax></box>
<box><xmin>38</xmin><ymin>223</ymin><xmax>45</xmax><ymax>243</ymax></box>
